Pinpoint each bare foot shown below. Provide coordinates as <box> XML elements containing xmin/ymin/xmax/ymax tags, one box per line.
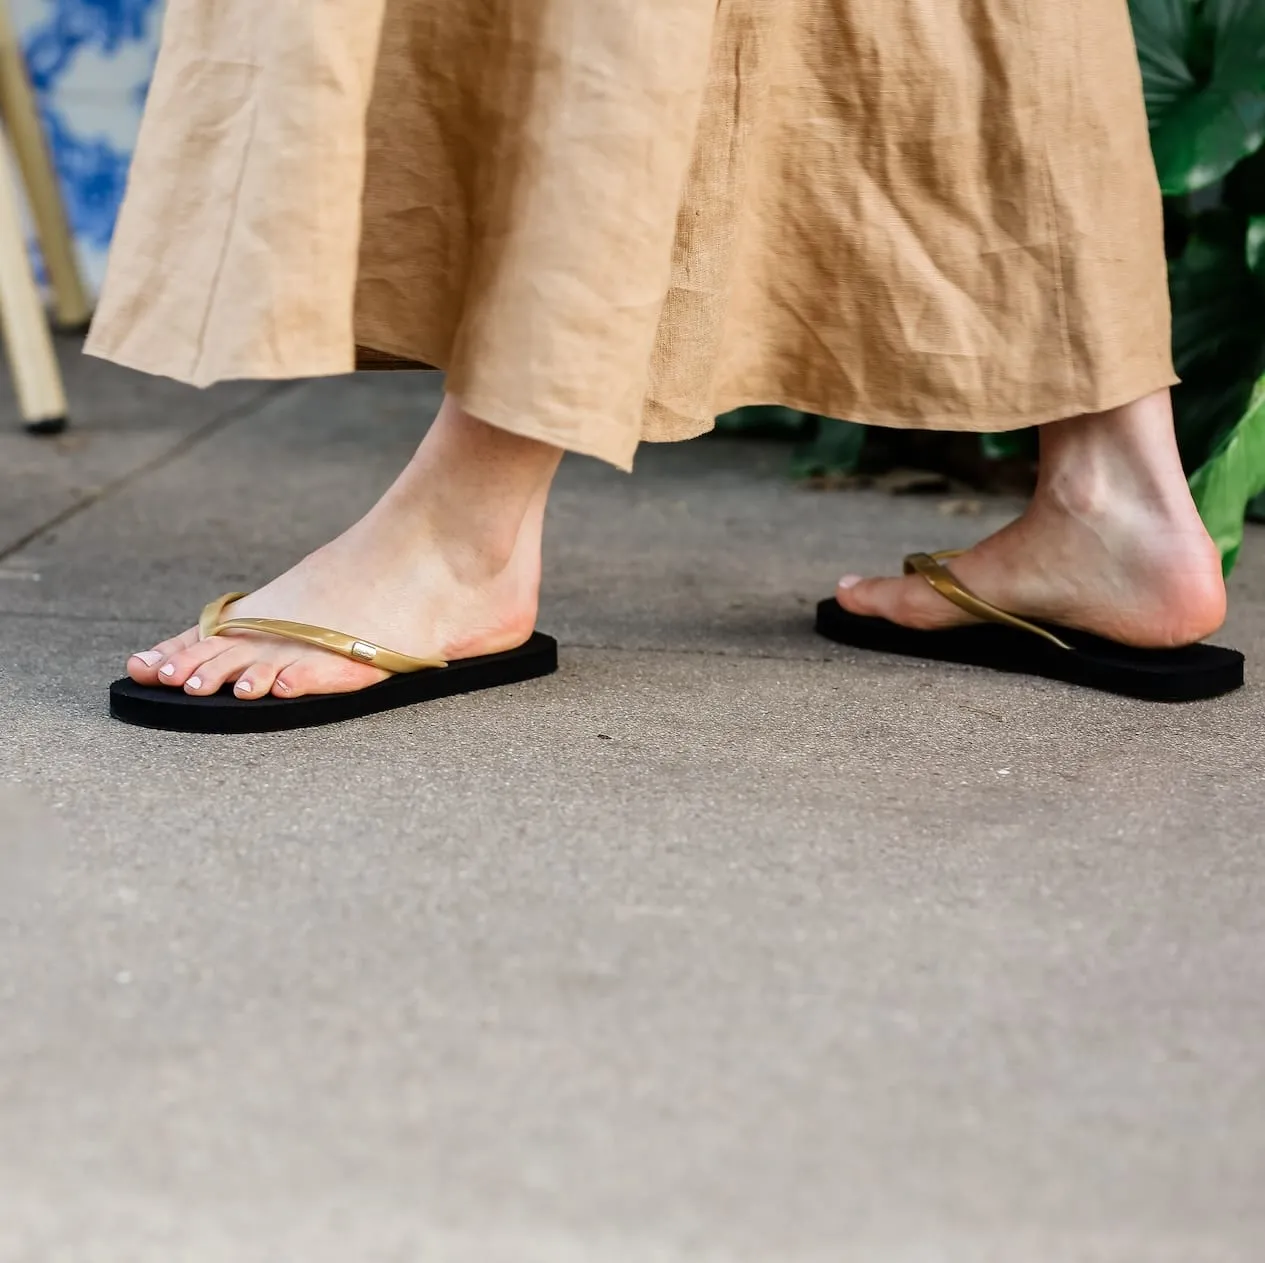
<box><xmin>835</xmin><ymin>392</ymin><xmax>1228</xmax><ymax>650</ymax></box>
<box><xmin>125</xmin><ymin>399</ymin><xmax>562</xmax><ymax>700</ymax></box>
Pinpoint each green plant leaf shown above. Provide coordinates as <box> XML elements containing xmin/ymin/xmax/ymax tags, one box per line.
<box><xmin>1249</xmin><ymin>215</ymin><xmax>1265</xmax><ymax>277</ymax></box>
<box><xmin>1169</xmin><ymin>220</ymin><xmax>1265</xmax><ymax>469</ymax></box>
<box><xmin>1132</xmin><ymin>0</ymin><xmax>1265</xmax><ymax>194</ymax></box>
<box><xmin>791</xmin><ymin>417</ymin><xmax>867</xmax><ymax>479</ymax></box>
<box><xmin>1131</xmin><ymin>0</ymin><xmax>1198</xmax><ymax>122</ymax></box>
<box><xmin>1189</xmin><ymin>374</ymin><xmax>1265</xmax><ymax>573</ymax></box>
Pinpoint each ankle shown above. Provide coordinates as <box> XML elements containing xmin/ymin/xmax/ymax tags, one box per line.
<box><xmin>1037</xmin><ymin>392</ymin><xmax>1199</xmax><ymax>526</ymax></box>
<box><xmin>407</xmin><ymin>476</ymin><xmax>532</xmax><ymax>574</ymax></box>
<box><xmin>368</xmin><ymin>397</ymin><xmax>561</xmax><ymax>578</ymax></box>
<box><xmin>1037</xmin><ymin>450</ymin><xmax>1116</xmax><ymax>521</ymax></box>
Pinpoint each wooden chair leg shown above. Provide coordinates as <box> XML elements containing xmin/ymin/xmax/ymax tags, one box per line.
<box><xmin>0</xmin><ymin>127</ymin><xmax>68</xmax><ymax>433</ymax></box>
<box><xmin>0</xmin><ymin>1</ymin><xmax>92</xmax><ymax>332</ymax></box>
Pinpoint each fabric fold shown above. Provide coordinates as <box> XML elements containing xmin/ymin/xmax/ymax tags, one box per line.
<box><xmin>88</xmin><ymin>0</ymin><xmax>1175</xmax><ymax>472</ymax></box>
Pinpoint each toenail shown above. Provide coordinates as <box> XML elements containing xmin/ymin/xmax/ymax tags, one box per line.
<box><xmin>133</xmin><ymin>650</ymin><xmax>162</xmax><ymax>667</ymax></box>
<box><xmin>187</xmin><ymin>676</ymin><xmax>202</xmax><ymax>691</ymax></box>
<box><xmin>838</xmin><ymin>575</ymin><xmax>863</xmax><ymax>590</ymax></box>
<box><xmin>160</xmin><ymin>664</ymin><xmax>176</xmax><ymax>677</ymax></box>
<box><xmin>235</xmin><ymin>679</ymin><xmax>253</xmax><ymax>694</ymax></box>
<box><xmin>275</xmin><ymin>679</ymin><xmax>292</xmax><ymax>693</ymax></box>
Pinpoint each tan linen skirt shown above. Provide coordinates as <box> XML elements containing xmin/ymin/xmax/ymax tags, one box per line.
<box><xmin>86</xmin><ymin>0</ymin><xmax>1175</xmax><ymax>471</ymax></box>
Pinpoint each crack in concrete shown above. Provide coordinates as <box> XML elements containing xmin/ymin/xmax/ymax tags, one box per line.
<box><xmin>0</xmin><ymin>383</ymin><xmax>297</xmax><ymax>566</ymax></box>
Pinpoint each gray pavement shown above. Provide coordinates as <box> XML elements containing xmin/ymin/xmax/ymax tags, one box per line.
<box><xmin>2</xmin><ymin>349</ymin><xmax>1264</xmax><ymax>1262</ymax></box>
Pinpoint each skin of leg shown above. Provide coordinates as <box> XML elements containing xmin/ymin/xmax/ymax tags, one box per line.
<box><xmin>835</xmin><ymin>390</ymin><xmax>1228</xmax><ymax>649</ymax></box>
<box><xmin>127</xmin><ymin>396</ymin><xmax>565</xmax><ymax>699</ymax></box>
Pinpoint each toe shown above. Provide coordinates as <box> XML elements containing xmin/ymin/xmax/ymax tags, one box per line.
<box><xmin>181</xmin><ymin>643</ymin><xmax>259</xmax><ymax>697</ymax></box>
<box><xmin>231</xmin><ymin>642</ymin><xmax>296</xmax><ymax>701</ymax></box>
<box><xmin>155</xmin><ymin>637</ymin><xmax>238</xmax><ymax>689</ymax></box>
<box><xmin>127</xmin><ymin>626</ymin><xmax>199</xmax><ymax>684</ymax></box>
<box><xmin>273</xmin><ymin>650</ymin><xmax>386</xmax><ymax>699</ymax></box>
<box><xmin>836</xmin><ymin>573</ymin><xmax>957</xmax><ymax>630</ymax></box>
<box><xmin>232</xmin><ymin>657</ymin><xmax>283</xmax><ymax>701</ymax></box>
<box><xmin>837</xmin><ymin>574</ymin><xmax>911</xmax><ymax>621</ymax></box>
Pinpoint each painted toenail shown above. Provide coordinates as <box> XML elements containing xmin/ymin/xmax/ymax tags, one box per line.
<box><xmin>160</xmin><ymin>664</ymin><xmax>176</xmax><ymax>677</ymax></box>
<box><xmin>133</xmin><ymin>650</ymin><xmax>162</xmax><ymax>667</ymax></box>
<box><xmin>275</xmin><ymin>680</ymin><xmax>292</xmax><ymax>693</ymax></box>
<box><xmin>838</xmin><ymin>575</ymin><xmax>863</xmax><ymax>590</ymax></box>
<box><xmin>235</xmin><ymin>680</ymin><xmax>253</xmax><ymax>694</ymax></box>
<box><xmin>187</xmin><ymin>676</ymin><xmax>202</xmax><ymax>691</ymax></box>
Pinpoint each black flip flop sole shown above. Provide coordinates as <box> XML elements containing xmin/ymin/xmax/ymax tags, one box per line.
<box><xmin>816</xmin><ymin>600</ymin><xmax>1244</xmax><ymax>703</ymax></box>
<box><xmin>109</xmin><ymin>633</ymin><xmax>559</xmax><ymax>733</ymax></box>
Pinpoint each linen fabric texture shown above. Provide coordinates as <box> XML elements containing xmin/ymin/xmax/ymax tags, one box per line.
<box><xmin>86</xmin><ymin>0</ymin><xmax>1175</xmax><ymax>471</ymax></box>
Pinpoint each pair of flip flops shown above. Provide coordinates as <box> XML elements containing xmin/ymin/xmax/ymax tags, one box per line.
<box><xmin>110</xmin><ymin>553</ymin><xmax>1245</xmax><ymax>733</ymax></box>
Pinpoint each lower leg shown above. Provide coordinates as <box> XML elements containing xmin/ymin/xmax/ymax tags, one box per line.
<box><xmin>836</xmin><ymin>390</ymin><xmax>1227</xmax><ymax>648</ymax></box>
<box><xmin>127</xmin><ymin>396</ymin><xmax>564</xmax><ymax>698</ymax></box>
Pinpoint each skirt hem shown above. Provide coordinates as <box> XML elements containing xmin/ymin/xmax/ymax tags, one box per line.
<box><xmin>85</xmin><ymin>331</ymin><xmax>1179</xmax><ymax>474</ymax></box>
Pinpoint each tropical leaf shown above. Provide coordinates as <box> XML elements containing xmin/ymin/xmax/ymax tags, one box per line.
<box><xmin>1189</xmin><ymin>373</ymin><xmax>1265</xmax><ymax>571</ymax></box>
<box><xmin>1131</xmin><ymin>0</ymin><xmax>1265</xmax><ymax>193</ymax></box>
<box><xmin>1169</xmin><ymin>220</ymin><xmax>1265</xmax><ymax>467</ymax></box>
<box><xmin>1248</xmin><ymin>215</ymin><xmax>1265</xmax><ymax>277</ymax></box>
<box><xmin>1131</xmin><ymin>0</ymin><xmax>1199</xmax><ymax>121</ymax></box>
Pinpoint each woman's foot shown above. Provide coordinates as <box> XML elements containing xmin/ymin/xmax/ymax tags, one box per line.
<box><xmin>126</xmin><ymin>398</ymin><xmax>564</xmax><ymax>700</ymax></box>
<box><xmin>835</xmin><ymin>391</ymin><xmax>1228</xmax><ymax>649</ymax></box>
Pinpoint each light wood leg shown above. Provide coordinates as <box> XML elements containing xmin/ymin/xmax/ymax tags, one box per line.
<box><xmin>0</xmin><ymin>127</ymin><xmax>68</xmax><ymax>431</ymax></box>
<box><xmin>0</xmin><ymin>1</ymin><xmax>91</xmax><ymax>331</ymax></box>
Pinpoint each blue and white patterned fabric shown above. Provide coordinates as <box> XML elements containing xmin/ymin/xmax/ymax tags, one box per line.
<box><xmin>11</xmin><ymin>0</ymin><xmax>164</xmax><ymax>292</ymax></box>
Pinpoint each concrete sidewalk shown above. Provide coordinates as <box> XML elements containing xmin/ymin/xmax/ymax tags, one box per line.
<box><xmin>3</xmin><ymin>350</ymin><xmax>1264</xmax><ymax>1262</ymax></box>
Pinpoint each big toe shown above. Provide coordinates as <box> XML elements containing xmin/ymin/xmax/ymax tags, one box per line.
<box><xmin>127</xmin><ymin>627</ymin><xmax>199</xmax><ymax>684</ymax></box>
<box><xmin>836</xmin><ymin>573</ymin><xmax>954</xmax><ymax>630</ymax></box>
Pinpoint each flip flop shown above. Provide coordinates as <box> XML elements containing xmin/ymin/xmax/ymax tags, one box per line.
<box><xmin>816</xmin><ymin>551</ymin><xmax>1245</xmax><ymax>703</ymax></box>
<box><xmin>110</xmin><ymin>593</ymin><xmax>559</xmax><ymax>733</ymax></box>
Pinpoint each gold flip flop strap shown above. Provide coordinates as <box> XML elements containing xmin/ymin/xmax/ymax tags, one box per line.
<box><xmin>903</xmin><ymin>554</ymin><xmax>1073</xmax><ymax>652</ymax></box>
<box><xmin>196</xmin><ymin>592</ymin><xmax>448</xmax><ymax>675</ymax></box>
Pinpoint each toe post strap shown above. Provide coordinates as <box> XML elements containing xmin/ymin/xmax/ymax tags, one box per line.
<box><xmin>903</xmin><ymin>553</ymin><xmax>1073</xmax><ymax>652</ymax></box>
<box><xmin>196</xmin><ymin>592</ymin><xmax>448</xmax><ymax>675</ymax></box>
<box><xmin>198</xmin><ymin>592</ymin><xmax>248</xmax><ymax>640</ymax></box>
